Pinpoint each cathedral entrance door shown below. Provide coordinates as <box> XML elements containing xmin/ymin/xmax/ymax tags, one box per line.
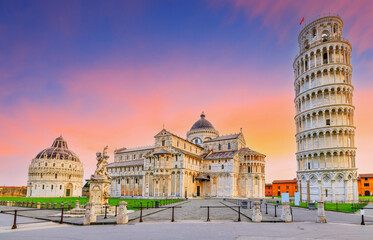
<box><xmin>197</xmin><ymin>186</ymin><xmax>200</xmax><ymax>197</ymax></box>
<box><xmin>66</xmin><ymin>189</ymin><xmax>71</xmax><ymax>197</ymax></box>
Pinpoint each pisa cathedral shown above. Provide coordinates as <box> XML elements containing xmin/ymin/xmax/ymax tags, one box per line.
<box><xmin>107</xmin><ymin>113</ymin><xmax>266</xmax><ymax>198</ymax></box>
<box><xmin>294</xmin><ymin>16</ymin><xmax>358</xmax><ymax>202</ymax></box>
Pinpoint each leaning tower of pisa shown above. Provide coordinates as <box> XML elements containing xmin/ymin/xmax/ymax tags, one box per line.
<box><xmin>293</xmin><ymin>16</ymin><xmax>358</xmax><ymax>203</ymax></box>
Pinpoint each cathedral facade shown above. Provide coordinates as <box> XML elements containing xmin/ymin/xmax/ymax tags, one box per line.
<box><xmin>107</xmin><ymin>113</ymin><xmax>266</xmax><ymax>198</ymax></box>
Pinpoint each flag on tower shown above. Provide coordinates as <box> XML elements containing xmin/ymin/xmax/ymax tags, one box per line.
<box><xmin>300</xmin><ymin>17</ymin><xmax>305</xmax><ymax>25</ymax></box>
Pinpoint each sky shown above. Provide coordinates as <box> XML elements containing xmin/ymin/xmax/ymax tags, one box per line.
<box><xmin>1</xmin><ymin>0</ymin><xmax>373</xmax><ymax>186</ymax></box>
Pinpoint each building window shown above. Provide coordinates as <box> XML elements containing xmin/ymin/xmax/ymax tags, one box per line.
<box><xmin>42</xmin><ymin>185</ymin><xmax>45</xmax><ymax>190</ymax></box>
<box><xmin>175</xmin><ymin>165</ymin><xmax>178</xmax><ymax>168</ymax></box>
<box><xmin>278</xmin><ymin>186</ymin><xmax>280</xmax><ymax>189</ymax></box>
<box><xmin>133</xmin><ymin>154</ymin><xmax>136</xmax><ymax>160</ymax></box>
<box><xmin>127</xmin><ymin>179</ymin><xmax>129</xmax><ymax>184</ymax></box>
<box><xmin>325</xmin><ymin>189</ymin><xmax>328</xmax><ymax>197</ymax></box>
<box><xmin>41</xmin><ymin>173</ymin><xmax>43</xmax><ymax>179</ymax></box>
<box><xmin>218</xmin><ymin>144</ymin><xmax>221</xmax><ymax>150</ymax></box>
<box><xmin>126</xmin><ymin>155</ymin><xmax>129</xmax><ymax>160</ymax></box>
<box><xmin>118</xmin><ymin>179</ymin><xmax>120</xmax><ymax>184</ymax></box>
<box><xmin>312</xmin><ymin>28</ymin><xmax>317</xmax><ymax>37</ymax></box>
<box><xmin>162</xmin><ymin>140</ymin><xmax>165</xmax><ymax>146</ymax></box>
<box><xmin>60</xmin><ymin>185</ymin><xmax>62</xmax><ymax>190</ymax></box>
<box><xmin>140</xmin><ymin>154</ymin><xmax>142</xmax><ymax>158</ymax></box>
<box><xmin>248</xmin><ymin>167</ymin><xmax>251</xmax><ymax>173</ymax></box>
<box><xmin>51</xmin><ymin>185</ymin><xmax>54</xmax><ymax>190</ymax></box>
<box><xmin>308</xmin><ymin>162</ymin><xmax>311</xmax><ymax>169</ymax></box>
<box><xmin>326</xmin><ymin>119</ymin><xmax>330</xmax><ymax>126</ymax></box>
<box><xmin>228</xmin><ymin>143</ymin><xmax>231</xmax><ymax>150</ymax></box>
<box><xmin>365</xmin><ymin>178</ymin><xmax>368</xmax><ymax>181</ymax></box>
<box><xmin>286</xmin><ymin>186</ymin><xmax>289</xmax><ymax>189</ymax></box>
<box><xmin>53</xmin><ymin>163</ymin><xmax>55</xmax><ymax>167</ymax></box>
<box><xmin>135</xmin><ymin>179</ymin><xmax>138</xmax><ymax>184</ymax></box>
<box><xmin>222</xmin><ymin>165</ymin><xmax>224</xmax><ymax>169</ymax></box>
<box><xmin>364</xmin><ymin>183</ymin><xmax>369</xmax><ymax>187</ymax></box>
<box><xmin>209</xmin><ymin>165</ymin><xmax>211</xmax><ymax>170</ymax></box>
<box><xmin>55</xmin><ymin>174</ymin><xmax>57</xmax><ymax>179</ymax></box>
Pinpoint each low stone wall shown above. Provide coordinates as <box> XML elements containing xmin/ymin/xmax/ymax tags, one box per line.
<box><xmin>0</xmin><ymin>187</ymin><xmax>27</xmax><ymax>197</ymax></box>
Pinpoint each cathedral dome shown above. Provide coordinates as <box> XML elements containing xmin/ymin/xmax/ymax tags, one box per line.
<box><xmin>35</xmin><ymin>136</ymin><xmax>80</xmax><ymax>162</ymax></box>
<box><xmin>190</xmin><ymin>112</ymin><xmax>215</xmax><ymax>131</ymax></box>
<box><xmin>187</xmin><ymin>112</ymin><xmax>219</xmax><ymax>144</ymax></box>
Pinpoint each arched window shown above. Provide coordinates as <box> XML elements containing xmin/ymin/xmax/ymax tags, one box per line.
<box><xmin>60</xmin><ymin>185</ymin><xmax>62</xmax><ymax>190</ymax></box>
<box><xmin>55</xmin><ymin>174</ymin><xmax>57</xmax><ymax>179</ymax></box>
<box><xmin>135</xmin><ymin>178</ymin><xmax>138</xmax><ymax>184</ymax></box>
<box><xmin>228</xmin><ymin>143</ymin><xmax>231</xmax><ymax>150</ymax></box>
<box><xmin>312</xmin><ymin>28</ymin><xmax>317</xmax><ymax>37</ymax></box>
<box><xmin>248</xmin><ymin>166</ymin><xmax>251</xmax><ymax>173</ymax></box>
<box><xmin>127</xmin><ymin>179</ymin><xmax>129</xmax><ymax>184</ymax></box>
<box><xmin>218</xmin><ymin>144</ymin><xmax>221</xmax><ymax>150</ymax></box>
<box><xmin>42</xmin><ymin>185</ymin><xmax>45</xmax><ymax>190</ymax></box>
<box><xmin>51</xmin><ymin>185</ymin><xmax>54</xmax><ymax>190</ymax></box>
<box><xmin>222</xmin><ymin>165</ymin><xmax>224</xmax><ymax>169</ymax></box>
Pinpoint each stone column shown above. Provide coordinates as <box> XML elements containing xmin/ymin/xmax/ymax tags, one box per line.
<box><xmin>117</xmin><ymin>201</ymin><xmax>128</xmax><ymax>224</ymax></box>
<box><xmin>83</xmin><ymin>203</ymin><xmax>96</xmax><ymax>225</ymax></box>
<box><xmin>281</xmin><ymin>202</ymin><xmax>292</xmax><ymax>222</ymax></box>
<box><xmin>252</xmin><ymin>201</ymin><xmax>262</xmax><ymax>223</ymax></box>
<box><xmin>316</xmin><ymin>202</ymin><xmax>326</xmax><ymax>223</ymax></box>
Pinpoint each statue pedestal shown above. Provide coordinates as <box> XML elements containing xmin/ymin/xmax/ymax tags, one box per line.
<box><xmin>87</xmin><ymin>176</ymin><xmax>114</xmax><ymax>214</ymax></box>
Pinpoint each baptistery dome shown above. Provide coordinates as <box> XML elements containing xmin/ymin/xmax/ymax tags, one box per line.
<box><xmin>186</xmin><ymin>112</ymin><xmax>219</xmax><ymax>145</ymax></box>
<box><xmin>26</xmin><ymin>136</ymin><xmax>84</xmax><ymax>197</ymax></box>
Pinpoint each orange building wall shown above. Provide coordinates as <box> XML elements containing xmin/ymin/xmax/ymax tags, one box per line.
<box><xmin>358</xmin><ymin>174</ymin><xmax>373</xmax><ymax>196</ymax></box>
<box><xmin>272</xmin><ymin>179</ymin><xmax>298</xmax><ymax>197</ymax></box>
<box><xmin>265</xmin><ymin>184</ymin><xmax>272</xmax><ymax>196</ymax></box>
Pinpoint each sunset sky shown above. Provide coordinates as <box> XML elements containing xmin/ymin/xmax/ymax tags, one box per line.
<box><xmin>1</xmin><ymin>0</ymin><xmax>373</xmax><ymax>186</ymax></box>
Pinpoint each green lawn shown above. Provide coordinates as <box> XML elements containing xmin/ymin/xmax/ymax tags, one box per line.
<box><xmin>0</xmin><ymin>197</ymin><xmax>183</xmax><ymax>210</ymax></box>
<box><xmin>359</xmin><ymin>196</ymin><xmax>373</xmax><ymax>200</ymax></box>
<box><xmin>268</xmin><ymin>201</ymin><xmax>367</xmax><ymax>213</ymax></box>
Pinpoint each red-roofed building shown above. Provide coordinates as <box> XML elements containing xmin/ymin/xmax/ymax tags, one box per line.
<box><xmin>272</xmin><ymin>178</ymin><xmax>298</xmax><ymax>196</ymax></box>
<box><xmin>358</xmin><ymin>174</ymin><xmax>373</xmax><ymax>196</ymax></box>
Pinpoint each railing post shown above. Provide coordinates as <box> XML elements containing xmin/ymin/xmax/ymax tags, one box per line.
<box><xmin>250</xmin><ymin>201</ymin><xmax>252</xmax><ymax>209</ymax></box>
<box><xmin>275</xmin><ymin>205</ymin><xmax>277</xmax><ymax>217</ymax></box>
<box><xmin>60</xmin><ymin>208</ymin><xmax>64</xmax><ymax>224</ymax></box>
<box><xmin>238</xmin><ymin>206</ymin><xmax>241</xmax><ymax>222</ymax></box>
<box><xmin>265</xmin><ymin>203</ymin><xmax>268</xmax><ymax>214</ymax></box>
<box><xmin>140</xmin><ymin>203</ymin><xmax>143</xmax><ymax>223</ymax></box>
<box><xmin>207</xmin><ymin>207</ymin><xmax>210</xmax><ymax>222</ymax></box>
<box><xmin>11</xmin><ymin>210</ymin><xmax>17</xmax><ymax>229</ymax></box>
<box><xmin>115</xmin><ymin>205</ymin><xmax>118</xmax><ymax>217</ymax></box>
<box><xmin>171</xmin><ymin>207</ymin><xmax>175</xmax><ymax>222</ymax></box>
<box><xmin>104</xmin><ymin>206</ymin><xmax>108</xmax><ymax>219</ymax></box>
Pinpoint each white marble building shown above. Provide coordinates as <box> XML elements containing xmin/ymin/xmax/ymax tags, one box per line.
<box><xmin>294</xmin><ymin>16</ymin><xmax>358</xmax><ymax>202</ymax></box>
<box><xmin>26</xmin><ymin>136</ymin><xmax>84</xmax><ymax>197</ymax></box>
<box><xmin>107</xmin><ymin>113</ymin><xmax>266</xmax><ymax>198</ymax></box>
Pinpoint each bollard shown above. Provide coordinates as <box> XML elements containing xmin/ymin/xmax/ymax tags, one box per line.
<box><xmin>171</xmin><ymin>207</ymin><xmax>175</xmax><ymax>222</ymax></box>
<box><xmin>83</xmin><ymin>203</ymin><xmax>96</xmax><ymax>225</ymax></box>
<box><xmin>37</xmin><ymin>202</ymin><xmax>41</xmax><ymax>209</ymax></box>
<box><xmin>207</xmin><ymin>206</ymin><xmax>210</xmax><ymax>222</ymax></box>
<box><xmin>53</xmin><ymin>203</ymin><xmax>57</xmax><ymax>209</ymax></box>
<box><xmin>316</xmin><ymin>202</ymin><xmax>326</xmax><ymax>223</ymax></box>
<box><xmin>139</xmin><ymin>203</ymin><xmax>143</xmax><ymax>222</ymax></box>
<box><xmin>60</xmin><ymin>207</ymin><xmax>64</xmax><ymax>224</ymax></box>
<box><xmin>75</xmin><ymin>200</ymin><xmax>80</xmax><ymax>209</ymax></box>
<box><xmin>67</xmin><ymin>203</ymin><xmax>72</xmax><ymax>210</ymax></box>
<box><xmin>116</xmin><ymin>201</ymin><xmax>128</xmax><ymax>224</ymax></box>
<box><xmin>274</xmin><ymin>205</ymin><xmax>277</xmax><ymax>217</ymax></box>
<box><xmin>281</xmin><ymin>202</ymin><xmax>292</xmax><ymax>222</ymax></box>
<box><xmin>48</xmin><ymin>203</ymin><xmax>52</xmax><ymax>209</ymax></box>
<box><xmin>60</xmin><ymin>203</ymin><xmax>64</xmax><ymax>209</ymax></box>
<box><xmin>361</xmin><ymin>209</ymin><xmax>365</xmax><ymax>225</ymax></box>
<box><xmin>41</xmin><ymin>203</ymin><xmax>46</xmax><ymax>209</ymax></box>
<box><xmin>252</xmin><ymin>201</ymin><xmax>262</xmax><ymax>223</ymax></box>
